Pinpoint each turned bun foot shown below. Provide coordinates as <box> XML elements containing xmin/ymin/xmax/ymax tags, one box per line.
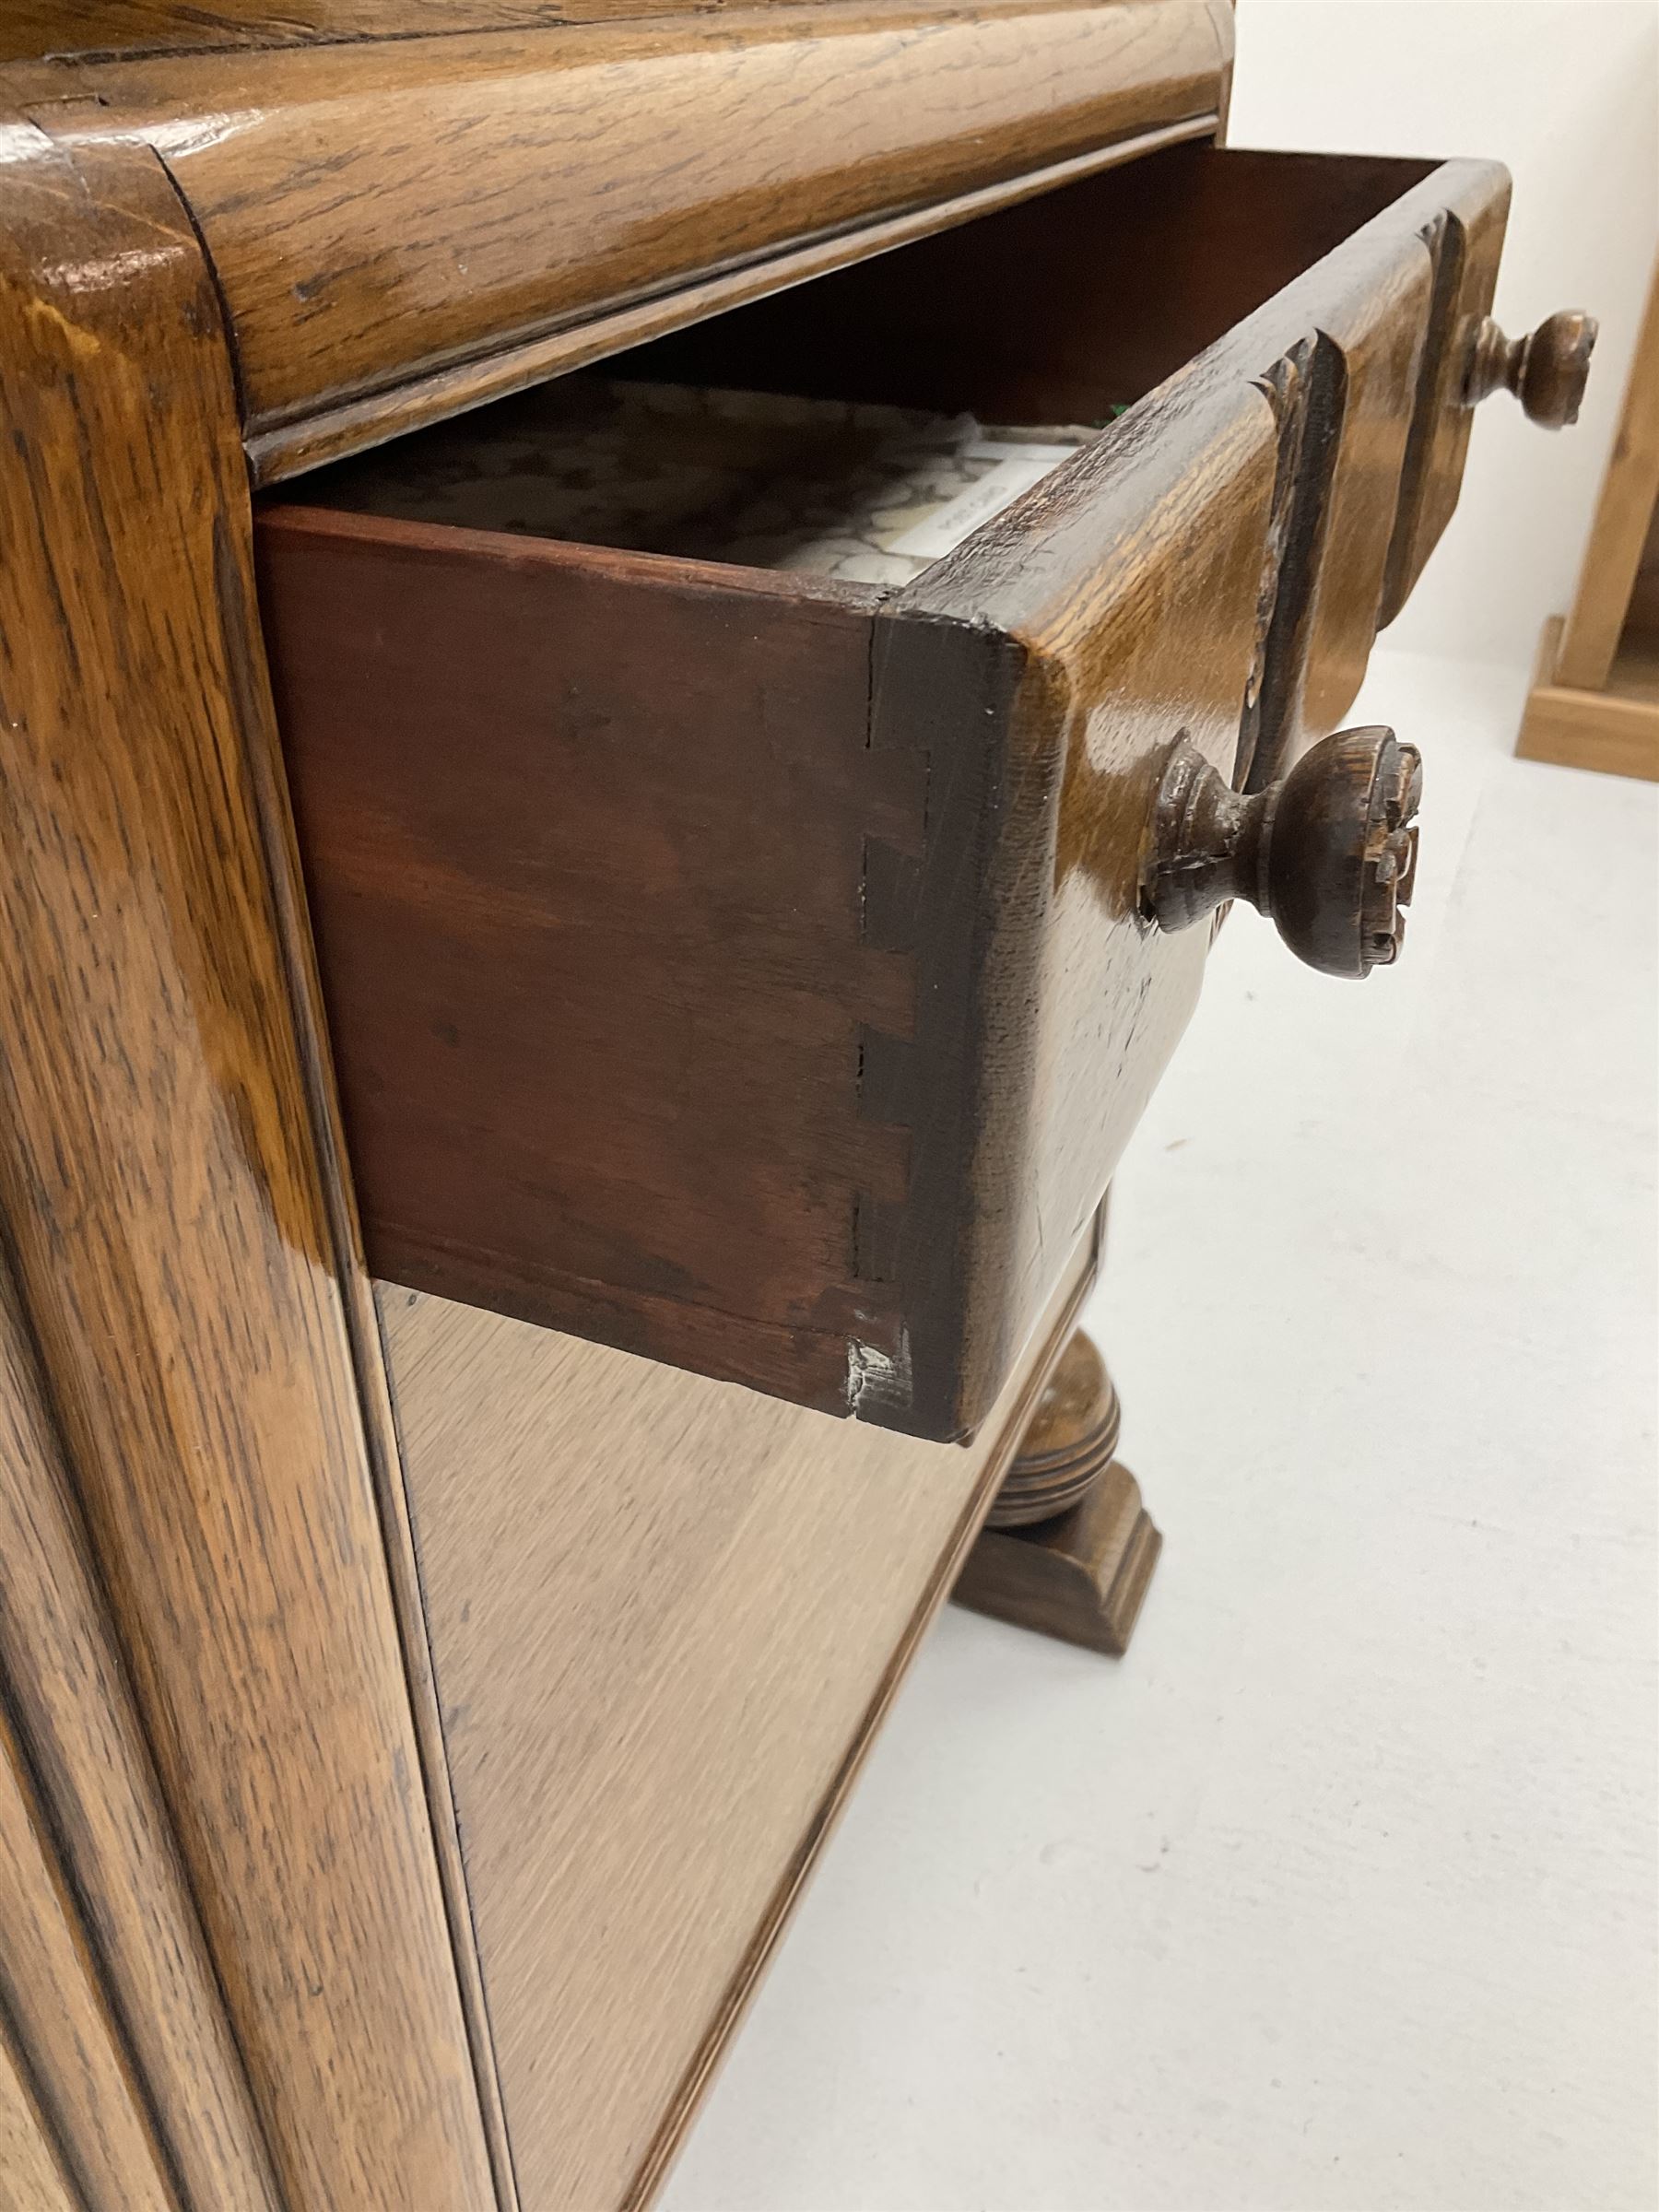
<box><xmin>984</xmin><ymin>1330</ymin><xmax>1121</xmax><ymax>1528</ymax></box>
<box><xmin>955</xmin><ymin>1331</ymin><xmax>1161</xmax><ymax>1656</ymax></box>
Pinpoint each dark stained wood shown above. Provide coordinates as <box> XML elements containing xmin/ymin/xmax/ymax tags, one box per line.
<box><xmin>982</xmin><ymin>1326</ymin><xmax>1122</xmax><ymax>1526</ymax></box>
<box><xmin>851</xmin><ymin>153</ymin><xmax>1506</xmax><ymax>1430</ymax></box>
<box><xmin>1377</xmin><ymin>162</ymin><xmax>1512</xmax><ymax>628</ymax></box>
<box><xmin>1467</xmin><ymin>309</ymin><xmax>1597</xmax><ymax>429</ymax></box>
<box><xmin>954</xmin><ymin>1455</ymin><xmax>1160</xmax><ymax>1654</ymax></box>
<box><xmin>0</xmin><ymin>111</ymin><xmax>497</xmax><ymax>2212</ymax></box>
<box><xmin>262</xmin><ymin>147</ymin><xmax>1514</xmax><ymax>1441</ymax></box>
<box><xmin>616</xmin><ymin>142</ymin><xmax>1460</xmax><ymax>771</ymax></box>
<box><xmin>956</xmin><ymin>1324</ymin><xmax>1159</xmax><ymax>1653</ymax></box>
<box><xmin>624</xmin><ymin>143</ymin><xmax>1530</xmax><ymax>666</ymax></box>
<box><xmin>616</xmin><ymin>142</ymin><xmax>1439</xmax><ymax>420</ymax></box>
<box><xmin>262</xmin><ymin>512</ymin><xmax>904</xmax><ymax>1413</ymax></box>
<box><xmin>1146</xmin><ymin>724</ymin><xmax>1422</xmax><ymax>978</ymax></box>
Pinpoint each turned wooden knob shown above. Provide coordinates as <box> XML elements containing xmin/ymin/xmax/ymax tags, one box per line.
<box><xmin>1465</xmin><ymin>310</ymin><xmax>1597</xmax><ymax>428</ymax></box>
<box><xmin>1145</xmin><ymin>725</ymin><xmax>1421</xmax><ymax>979</ymax></box>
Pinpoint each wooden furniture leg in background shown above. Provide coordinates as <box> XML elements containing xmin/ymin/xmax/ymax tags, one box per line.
<box><xmin>953</xmin><ymin>1331</ymin><xmax>1161</xmax><ymax>1656</ymax></box>
<box><xmin>1517</xmin><ymin>255</ymin><xmax>1659</xmax><ymax>781</ymax></box>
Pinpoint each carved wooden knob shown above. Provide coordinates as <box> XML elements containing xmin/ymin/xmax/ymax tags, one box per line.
<box><xmin>1146</xmin><ymin>725</ymin><xmax>1422</xmax><ymax>979</ymax></box>
<box><xmin>1466</xmin><ymin>310</ymin><xmax>1597</xmax><ymax>428</ymax></box>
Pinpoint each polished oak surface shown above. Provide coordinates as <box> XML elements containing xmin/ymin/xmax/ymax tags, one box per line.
<box><xmin>2</xmin><ymin>0</ymin><xmax>1226</xmax><ymax>474</ymax></box>
<box><xmin>0</xmin><ymin>1701</ymin><xmax>180</xmax><ymax>2212</ymax></box>
<box><xmin>0</xmin><ymin>1262</ymin><xmax>279</xmax><ymax>2212</ymax></box>
<box><xmin>0</xmin><ymin>103</ymin><xmax>500</xmax><ymax>2212</ymax></box>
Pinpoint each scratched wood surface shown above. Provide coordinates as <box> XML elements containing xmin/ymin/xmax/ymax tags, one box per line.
<box><xmin>377</xmin><ymin>1220</ymin><xmax>1094</xmax><ymax>2212</ymax></box>
<box><xmin>2</xmin><ymin>0</ymin><xmax>1226</xmax><ymax>468</ymax></box>
<box><xmin>265</xmin><ymin>148</ymin><xmax>1509</xmax><ymax>1440</ymax></box>
<box><xmin>0</xmin><ymin>112</ymin><xmax>498</xmax><ymax>2212</ymax></box>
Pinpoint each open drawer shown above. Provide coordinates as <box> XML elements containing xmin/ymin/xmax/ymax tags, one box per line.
<box><xmin>258</xmin><ymin>143</ymin><xmax>1530</xmax><ymax>1439</ymax></box>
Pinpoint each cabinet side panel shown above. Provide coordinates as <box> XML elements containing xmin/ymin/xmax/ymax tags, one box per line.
<box><xmin>377</xmin><ymin>1222</ymin><xmax>1093</xmax><ymax>2212</ymax></box>
<box><xmin>0</xmin><ymin>121</ymin><xmax>497</xmax><ymax>2212</ymax></box>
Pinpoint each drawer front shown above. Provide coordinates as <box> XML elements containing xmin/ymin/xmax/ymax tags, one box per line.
<box><xmin>262</xmin><ymin>147</ymin><xmax>1512</xmax><ymax>1440</ymax></box>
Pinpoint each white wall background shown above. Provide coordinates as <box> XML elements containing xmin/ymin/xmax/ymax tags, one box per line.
<box><xmin>1229</xmin><ymin>0</ymin><xmax>1659</xmax><ymax>672</ymax></box>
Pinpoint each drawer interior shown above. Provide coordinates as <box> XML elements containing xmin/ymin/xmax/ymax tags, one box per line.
<box><xmin>276</xmin><ymin>143</ymin><xmax>1440</xmax><ymax>578</ymax></box>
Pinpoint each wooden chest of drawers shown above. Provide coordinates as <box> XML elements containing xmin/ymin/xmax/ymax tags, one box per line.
<box><xmin>259</xmin><ymin>144</ymin><xmax>1507</xmax><ymax>1439</ymax></box>
<box><xmin>0</xmin><ymin>6</ymin><xmax>1591</xmax><ymax>2208</ymax></box>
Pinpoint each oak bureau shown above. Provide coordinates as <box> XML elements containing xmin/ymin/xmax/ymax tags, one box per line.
<box><xmin>0</xmin><ymin>6</ymin><xmax>1591</xmax><ymax>2208</ymax></box>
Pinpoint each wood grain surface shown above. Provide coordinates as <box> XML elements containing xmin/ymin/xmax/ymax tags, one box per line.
<box><xmin>0</xmin><ymin>112</ymin><xmax>495</xmax><ymax>2212</ymax></box>
<box><xmin>1377</xmin><ymin>160</ymin><xmax>1512</xmax><ymax>628</ymax></box>
<box><xmin>0</xmin><ymin>1263</ymin><xmax>280</xmax><ymax>2212</ymax></box>
<box><xmin>265</xmin><ymin>147</ymin><xmax>1509</xmax><ymax>1441</ymax></box>
<box><xmin>1</xmin><ymin>0</ymin><xmax>1097</xmax><ymax>61</ymax></box>
<box><xmin>0</xmin><ymin>1702</ymin><xmax>178</xmax><ymax>2212</ymax></box>
<box><xmin>1516</xmin><ymin>616</ymin><xmax>1659</xmax><ymax>782</ymax></box>
<box><xmin>628</xmin><ymin>141</ymin><xmax>1502</xmax><ymax>720</ymax></box>
<box><xmin>0</xmin><ymin>2026</ymin><xmax>79</xmax><ymax>2212</ymax></box>
<box><xmin>263</xmin><ymin>512</ymin><xmax>903</xmax><ymax>1414</ymax></box>
<box><xmin>639</xmin><ymin>147</ymin><xmax>1506</xmax><ymax>1421</ymax></box>
<box><xmin>3</xmin><ymin>0</ymin><xmax>1225</xmax><ymax>463</ymax></box>
<box><xmin>376</xmin><ymin>1218</ymin><xmax>1095</xmax><ymax>2212</ymax></box>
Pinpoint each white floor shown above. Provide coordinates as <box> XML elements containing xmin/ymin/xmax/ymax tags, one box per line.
<box><xmin>662</xmin><ymin>651</ymin><xmax>1659</xmax><ymax>2212</ymax></box>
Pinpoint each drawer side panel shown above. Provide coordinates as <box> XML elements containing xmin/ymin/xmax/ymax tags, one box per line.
<box><xmin>261</xmin><ymin>506</ymin><xmax>913</xmax><ymax>1410</ymax></box>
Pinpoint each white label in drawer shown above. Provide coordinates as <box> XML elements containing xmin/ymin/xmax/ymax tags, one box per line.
<box><xmin>887</xmin><ymin>453</ymin><xmax>1066</xmax><ymax>559</ymax></box>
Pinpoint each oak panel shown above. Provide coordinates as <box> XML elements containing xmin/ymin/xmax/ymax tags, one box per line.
<box><xmin>0</xmin><ymin>1705</ymin><xmax>177</xmax><ymax>2212</ymax></box>
<box><xmin>0</xmin><ymin>2028</ymin><xmax>78</xmax><ymax>2212</ymax></box>
<box><xmin>14</xmin><ymin>0</ymin><xmax>1224</xmax><ymax>443</ymax></box>
<box><xmin>378</xmin><ymin>1221</ymin><xmax>1092</xmax><ymax>2212</ymax></box>
<box><xmin>0</xmin><ymin>1264</ymin><xmax>280</xmax><ymax>2212</ymax></box>
<box><xmin>0</xmin><ymin>113</ymin><xmax>495</xmax><ymax>2212</ymax></box>
<box><xmin>0</xmin><ymin>0</ymin><xmax>971</xmax><ymax>61</ymax></box>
